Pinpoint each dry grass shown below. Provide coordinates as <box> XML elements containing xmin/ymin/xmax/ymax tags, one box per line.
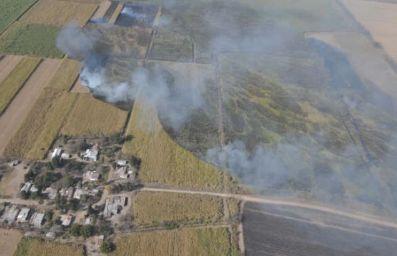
<box><xmin>112</xmin><ymin>227</ymin><xmax>238</xmax><ymax>256</ymax></box>
<box><xmin>61</xmin><ymin>94</ymin><xmax>128</xmax><ymax>137</ymax></box>
<box><xmin>4</xmin><ymin>89</ymin><xmax>77</xmax><ymax>159</ymax></box>
<box><xmin>20</xmin><ymin>0</ymin><xmax>98</xmax><ymax>26</ymax></box>
<box><xmin>132</xmin><ymin>191</ymin><xmax>223</xmax><ymax>227</ymax></box>
<box><xmin>48</xmin><ymin>58</ymin><xmax>80</xmax><ymax>92</ymax></box>
<box><xmin>0</xmin><ymin>229</ymin><xmax>23</xmax><ymax>256</ymax></box>
<box><xmin>122</xmin><ymin>102</ymin><xmax>227</xmax><ymax>191</ymax></box>
<box><xmin>0</xmin><ymin>57</ymin><xmax>41</xmax><ymax>114</ymax></box>
<box><xmin>14</xmin><ymin>238</ymin><xmax>83</xmax><ymax>256</ymax></box>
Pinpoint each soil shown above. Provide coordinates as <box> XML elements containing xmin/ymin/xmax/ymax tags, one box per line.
<box><xmin>0</xmin><ymin>228</ymin><xmax>23</xmax><ymax>256</ymax></box>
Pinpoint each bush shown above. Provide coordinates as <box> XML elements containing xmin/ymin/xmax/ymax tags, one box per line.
<box><xmin>100</xmin><ymin>240</ymin><xmax>115</xmax><ymax>253</ymax></box>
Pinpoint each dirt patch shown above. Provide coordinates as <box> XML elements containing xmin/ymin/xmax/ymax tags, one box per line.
<box><xmin>0</xmin><ymin>55</ymin><xmax>23</xmax><ymax>84</ymax></box>
<box><xmin>0</xmin><ymin>164</ymin><xmax>28</xmax><ymax>198</ymax></box>
<box><xmin>0</xmin><ymin>58</ymin><xmax>62</xmax><ymax>156</ymax></box>
<box><xmin>0</xmin><ymin>228</ymin><xmax>23</xmax><ymax>256</ymax></box>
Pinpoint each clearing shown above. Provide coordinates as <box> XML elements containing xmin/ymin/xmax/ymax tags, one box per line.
<box><xmin>0</xmin><ymin>58</ymin><xmax>61</xmax><ymax>156</ymax></box>
<box><xmin>0</xmin><ymin>229</ymin><xmax>23</xmax><ymax>256</ymax></box>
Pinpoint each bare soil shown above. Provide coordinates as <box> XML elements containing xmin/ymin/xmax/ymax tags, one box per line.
<box><xmin>0</xmin><ymin>59</ymin><xmax>62</xmax><ymax>155</ymax></box>
<box><xmin>0</xmin><ymin>228</ymin><xmax>23</xmax><ymax>256</ymax></box>
<box><xmin>0</xmin><ymin>163</ymin><xmax>28</xmax><ymax>198</ymax></box>
<box><xmin>0</xmin><ymin>55</ymin><xmax>23</xmax><ymax>84</ymax></box>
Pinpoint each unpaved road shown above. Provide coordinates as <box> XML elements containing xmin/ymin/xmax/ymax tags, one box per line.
<box><xmin>140</xmin><ymin>187</ymin><xmax>397</xmax><ymax>230</ymax></box>
<box><xmin>0</xmin><ymin>55</ymin><xmax>23</xmax><ymax>84</ymax></box>
<box><xmin>0</xmin><ymin>59</ymin><xmax>62</xmax><ymax>155</ymax></box>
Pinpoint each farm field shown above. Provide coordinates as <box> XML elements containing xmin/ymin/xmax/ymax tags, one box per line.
<box><xmin>341</xmin><ymin>0</ymin><xmax>397</xmax><ymax>64</ymax></box>
<box><xmin>0</xmin><ymin>58</ymin><xmax>62</xmax><ymax>156</ymax></box>
<box><xmin>149</xmin><ymin>31</ymin><xmax>193</xmax><ymax>62</ymax></box>
<box><xmin>132</xmin><ymin>191</ymin><xmax>223</xmax><ymax>227</ymax></box>
<box><xmin>14</xmin><ymin>238</ymin><xmax>84</xmax><ymax>256</ymax></box>
<box><xmin>91</xmin><ymin>0</ymin><xmax>112</xmax><ymax>20</ymax></box>
<box><xmin>20</xmin><ymin>0</ymin><xmax>98</xmax><ymax>26</ymax></box>
<box><xmin>0</xmin><ymin>23</ymin><xmax>63</xmax><ymax>58</ymax></box>
<box><xmin>0</xmin><ymin>0</ymin><xmax>36</xmax><ymax>34</ymax></box>
<box><xmin>46</xmin><ymin>58</ymin><xmax>80</xmax><ymax>92</ymax></box>
<box><xmin>122</xmin><ymin>102</ymin><xmax>234</xmax><ymax>192</ymax></box>
<box><xmin>111</xmin><ymin>227</ymin><xmax>238</xmax><ymax>256</ymax></box>
<box><xmin>61</xmin><ymin>94</ymin><xmax>128</xmax><ymax>137</ymax></box>
<box><xmin>71</xmin><ymin>79</ymin><xmax>90</xmax><ymax>93</ymax></box>
<box><xmin>0</xmin><ymin>56</ymin><xmax>41</xmax><ymax>114</ymax></box>
<box><xmin>0</xmin><ymin>55</ymin><xmax>23</xmax><ymax>84</ymax></box>
<box><xmin>0</xmin><ymin>229</ymin><xmax>23</xmax><ymax>256</ymax></box>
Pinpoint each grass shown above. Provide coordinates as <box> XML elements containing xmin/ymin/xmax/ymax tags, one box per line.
<box><xmin>112</xmin><ymin>227</ymin><xmax>239</xmax><ymax>256</ymax></box>
<box><xmin>0</xmin><ymin>22</ymin><xmax>63</xmax><ymax>58</ymax></box>
<box><xmin>61</xmin><ymin>94</ymin><xmax>128</xmax><ymax>137</ymax></box>
<box><xmin>14</xmin><ymin>238</ymin><xmax>83</xmax><ymax>256</ymax></box>
<box><xmin>132</xmin><ymin>191</ymin><xmax>223</xmax><ymax>227</ymax></box>
<box><xmin>122</xmin><ymin>101</ymin><xmax>234</xmax><ymax>192</ymax></box>
<box><xmin>0</xmin><ymin>57</ymin><xmax>41</xmax><ymax>114</ymax></box>
<box><xmin>150</xmin><ymin>31</ymin><xmax>193</xmax><ymax>62</ymax></box>
<box><xmin>47</xmin><ymin>59</ymin><xmax>80</xmax><ymax>92</ymax></box>
<box><xmin>0</xmin><ymin>0</ymin><xmax>36</xmax><ymax>34</ymax></box>
<box><xmin>20</xmin><ymin>0</ymin><xmax>98</xmax><ymax>26</ymax></box>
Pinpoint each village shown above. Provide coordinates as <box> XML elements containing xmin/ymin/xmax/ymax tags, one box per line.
<box><xmin>0</xmin><ymin>136</ymin><xmax>140</xmax><ymax>241</ymax></box>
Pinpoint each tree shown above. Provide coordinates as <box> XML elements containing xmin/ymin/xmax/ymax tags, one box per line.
<box><xmin>100</xmin><ymin>241</ymin><xmax>115</xmax><ymax>253</ymax></box>
<box><xmin>81</xmin><ymin>225</ymin><xmax>95</xmax><ymax>238</ymax></box>
<box><xmin>70</xmin><ymin>224</ymin><xmax>82</xmax><ymax>237</ymax></box>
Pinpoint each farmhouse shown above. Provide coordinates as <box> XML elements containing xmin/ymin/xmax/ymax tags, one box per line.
<box><xmin>43</xmin><ymin>187</ymin><xmax>57</xmax><ymax>200</ymax></box>
<box><xmin>82</xmin><ymin>145</ymin><xmax>99</xmax><ymax>161</ymax></box>
<box><xmin>84</xmin><ymin>170</ymin><xmax>100</xmax><ymax>182</ymax></box>
<box><xmin>16</xmin><ymin>208</ymin><xmax>31</xmax><ymax>223</ymax></box>
<box><xmin>30</xmin><ymin>212</ymin><xmax>45</xmax><ymax>228</ymax></box>
<box><xmin>51</xmin><ymin>147</ymin><xmax>63</xmax><ymax>159</ymax></box>
<box><xmin>20</xmin><ymin>182</ymin><xmax>32</xmax><ymax>193</ymax></box>
<box><xmin>73</xmin><ymin>188</ymin><xmax>87</xmax><ymax>200</ymax></box>
<box><xmin>1</xmin><ymin>206</ymin><xmax>20</xmax><ymax>224</ymax></box>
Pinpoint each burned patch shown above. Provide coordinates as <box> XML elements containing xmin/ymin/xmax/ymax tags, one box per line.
<box><xmin>115</xmin><ymin>3</ymin><xmax>158</xmax><ymax>28</ymax></box>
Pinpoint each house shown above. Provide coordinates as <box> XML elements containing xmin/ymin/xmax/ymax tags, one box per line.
<box><xmin>51</xmin><ymin>147</ymin><xmax>63</xmax><ymax>159</ymax></box>
<box><xmin>1</xmin><ymin>206</ymin><xmax>20</xmax><ymax>224</ymax></box>
<box><xmin>43</xmin><ymin>187</ymin><xmax>58</xmax><ymax>200</ymax></box>
<box><xmin>60</xmin><ymin>214</ymin><xmax>73</xmax><ymax>226</ymax></box>
<box><xmin>30</xmin><ymin>212</ymin><xmax>45</xmax><ymax>228</ymax></box>
<box><xmin>103</xmin><ymin>196</ymin><xmax>128</xmax><ymax>218</ymax></box>
<box><xmin>73</xmin><ymin>188</ymin><xmax>87</xmax><ymax>200</ymax></box>
<box><xmin>116</xmin><ymin>160</ymin><xmax>128</xmax><ymax>167</ymax></box>
<box><xmin>16</xmin><ymin>208</ymin><xmax>31</xmax><ymax>223</ymax></box>
<box><xmin>84</xmin><ymin>216</ymin><xmax>93</xmax><ymax>225</ymax></box>
<box><xmin>61</xmin><ymin>153</ymin><xmax>71</xmax><ymax>159</ymax></box>
<box><xmin>20</xmin><ymin>182</ymin><xmax>32</xmax><ymax>193</ymax></box>
<box><xmin>60</xmin><ymin>187</ymin><xmax>74</xmax><ymax>199</ymax></box>
<box><xmin>30</xmin><ymin>185</ymin><xmax>39</xmax><ymax>193</ymax></box>
<box><xmin>82</xmin><ymin>145</ymin><xmax>99</xmax><ymax>162</ymax></box>
<box><xmin>84</xmin><ymin>171</ymin><xmax>100</xmax><ymax>182</ymax></box>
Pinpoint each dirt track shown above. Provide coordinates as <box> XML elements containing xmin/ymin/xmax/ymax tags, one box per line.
<box><xmin>0</xmin><ymin>59</ymin><xmax>62</xmax><ymax>156</ymax></box>
<box><xmin>0</xmin><ymin>55</ymin><xmax>23</xmax><ymax>84</ymax></box>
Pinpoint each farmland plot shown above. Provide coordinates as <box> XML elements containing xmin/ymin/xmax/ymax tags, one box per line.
<box><xmin>61</xmin><ymin>94</ymin><xmax>128</xmax><ymax>137</ymax></box>
<box><xmin>0</xmin><ymin>229</ymin><xmax>23</xmax><ymax>256</ymax></box>
<box><xmin>0</xmin><ymin>0</ymin><xmax>37</xmax><ymax>34</ymax></box>
<box><xmin>20</xmin><ymin>0</ymin><xmax>98</xmax><ymax>26</ymax></box>
<box><xmin>0</xmin><ymin>55</ymin><xmax>23</xmax><ymax>84</ymax></box>
<box><xmin>14</xmin><ymin>238</ymin><xmax>84</xmax><ymax>256</ymax></box>
<box><xmin>132</xmin><ymin>191</ymin><xmax>223</xmax><ymax>227</ymax></box>
<box><xmin>112</xmin><ymin>227</ymin><xmax>238</xmax><ymax>256</ymax></box>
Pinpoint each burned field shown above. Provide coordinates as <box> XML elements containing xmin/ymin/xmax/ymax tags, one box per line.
<box><xmin>115</xmin><ymin>3</ymin><xmax>158</xmax><ymax>28</ymax></box>
<box><xmin>243</xmin><ymin>202</ymin><xmax>397</xmax><ymax>256</ymax></box>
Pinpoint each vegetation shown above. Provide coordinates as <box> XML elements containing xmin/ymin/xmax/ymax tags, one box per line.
<box><xmin>61</xmin><ymin>94</ymin><xmax>128</xmax><ymax>137</ymax></box>
<box><xmin>132</xmin><ymin>192</ymin><xmax>223</xmax><ymax>227</ymax></box>
<box><xmin>150</xmin><ymin>31</ymin><xmax>193</xmax><ymax>62</ymax></box>
<box><xmin>111</xmin><ymin>227</ymin><xmax>238</xmax><ymax>256</ymax></box>
<box><xmin>123</xmin><ymin>102</ymin><xmax>234</xmax><ymax>192</ymax></box>
<box><xmin>14</xmin><ymin>238</ymin><xmax>84</xmax><ymax>256</ymax></box>
<box><xmin>70</xmin><ymin>224</ymin><xmax>96</xmax><ymax>238</ymax></box>
<box><xmin>20</xmin><ymin>0</ymin><xmax>98</xmax><ymax>26</ymax></box>
<box><xmin>0</xmin><ymin>57</ymin><xmax>41</xmax><ymax>114</ymax></box>
<box><xmin>46</xmin><ymin>59</ymin><xmax>80</xmax><ymax>92</ymax></box>
<box><xmin>101</xmin><ymin>240</ymin><xmax>116</xmax><ymax>253</ymax></box>
<box><xmin>0</xmin><ymin>0</ymin><xmax>36</xmax><ymax>34</ymax></box>
<box><xmin>0</xmin><ymin>23</ymin><xmax>63</xmax><ymax>58</ymax></box>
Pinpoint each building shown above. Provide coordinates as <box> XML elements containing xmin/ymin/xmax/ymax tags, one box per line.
<box><xmin>82</xmin><ymin>145</ymin><xmax>99</xmax><ymax>162</ymax></box>
<box><xmin>84</xmin><ymin>170</ymin><xmax>100</xmax><ymax>182</ymax></box>
<box><xmin>103</xmin><ymin>196</ymin><xmax>128</xmax><ymax>218</ymax></box>
<box><xmin>30</xmin><ymin>212</ymin><xmax>45</xmax><ymax>228</ymax></box>
<box><xmin>60</xmin><ymin>187</ymin><xmax>74</xmax><ymax>199</ymax></box>
<box><xmin>30</xmin><ymin>185</ymin><xmax>39</xmax><ymax>193</ymax></box>
<box><xmin>116</xmin><ymin>160</ymin><xmax>128</xmax><ymax>167</ymax></box>
<box><xmin>16</xmin><ymin>208</ymin><xmax>31</xmax><ymax>223</ymax></box>
<box><xmin>51</xmin><ymin>147</ymin><xmax>63</xmax><ymax>159</ymax></box>
<box><xmin>73</xmin><ymin>188</ymin><xmax>87</xmax><ymax>200</ymax></box>
<box><xmin>116</xmin><ymin>165</ymin><xmax>134</xmax><ymax>179</ymax></box>
<box><xmin>1</xmin><ymin>206</ymin><xmax>20</xmax><ymax>224</ymax></box>
<box><xmin>61</xmin><ymin>153</ymin><xmax>71</xmax><ymax>159</ymax></box>
<box><xmin>20</xmin><ymin>182</ymin><xmax>32</xmax><ymax>193</ymax></box>
<box><xmin>60</xmin><ymin>214</ymin><xmax>73</xmax><ymax>226</ymax></box>
<box><xmin>43</xmin><ymin>187</ymin><xmax>58</xmax><ymax>200</ymax></box>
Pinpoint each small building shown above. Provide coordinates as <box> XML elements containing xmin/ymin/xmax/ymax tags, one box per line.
<box><xmin>20</xmin><ymin>182</ymin><xmax>32</xmax><ymax>193</ymax></box>
<box><xmin>60</xmin><ymin>214</ymin><xmax>73</xmax><ymax>227</ymax></box>
<box><xmin>73</xmin><ymin>188</ymin><xmax>87</xmax><ymax>200</ymax></box>
<box><xmin>116</xmin><ymin>160</ymin><xmax>128</xmax><ymax>167</ymax></box>
<box><xmin>51</xmin><ymin>147</ymin><xmax>63</xmax><ymax>159</ymax></box>
<box><xmin>30</xmin><ymin>212</ymin><xmax>45</xmax><ymax>228</ymax></box>
<box><xmin>1</xmin><ymin>206</ymin><xmax>20</xmax><ymax>224</ymax></box>
<box><xmin>61</xmin><ymin>153</ymin><xmax>71</xmax><ymax>160</ymax></box>
<box><xmin>59</xmin><ymin>187</ymin><xmax>74</xmax><ymax>200</ymax></box>
<box><xmin>30</xmin><ymin>185</ymin><xmax>39</xmax><ymax>193</ymax></box>
<box><xmin>103</xmin><ymin>196</ymin><xmax>128</xmax><ymax>218</ymax></box>
<box><xmin>82</xmin><ymin>145</ymin><xmax>99</xmax><ymax>162</ymax></box>
<box><xmin>116</xmin><ymin>165</ymin><xmax>134</xmax><ymax>179</ymax></box>
<box><xmin>43</xmin><ymin>187</ymin><xmax>58</xmax><ymax>200</ymax></box>
<box><xmin>46</xmin><ymin>231</ymin><xmax>56</xmax><ymax>239</ymax></box>
<box><xmin>84</xmin><ymin>216</ymin><xmax>93</xmax><ymax>225</ymax></box>
<box><xmin>17</xmin><ymin>208</ymin><xmax>31</xmax><ymax>223</ymax></box>
<box><xmin>9</xmin><ymin>160</ymin><xmax>20</xmax><ymax>167</ymax></box>
<box><xmin>84</xmin><ymin>171</ymin><xmax>100</xmax><ymax>182</ymax></box>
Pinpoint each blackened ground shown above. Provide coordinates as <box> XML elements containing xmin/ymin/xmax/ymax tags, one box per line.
<box><xmin>243</xmin><ymin>202</ymin><xmax>397</xmax><ymax>256</ymax></box>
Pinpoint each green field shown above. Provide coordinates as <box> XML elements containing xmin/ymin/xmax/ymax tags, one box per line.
<box><xmin>0</xmin><ymin>22</ymin><xmax>63</xmax><ymax>58</ymax></box>
<box><xmin>0</xmin><ymin>57</ymin><xmax>41</xmax><ymax>114</ymax></box>
<box><xmin>112</xmin><ymin>227</ymin><xmax>239</xmax><ymax>256</ymax></box>
<box><xmin>0</xmin><ymin>0</ymin><xmax>37</xmax><ymax>34</ymax></box>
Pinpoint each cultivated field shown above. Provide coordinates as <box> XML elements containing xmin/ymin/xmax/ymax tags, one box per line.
<box><xmin>0</xmin><ymin>57</ymin><xmax>41</xmax><ymax>114</ymax></box>
<box><xmin>341</xmin><ymin>0</ymin><xmax>397</xmax><ymax>64</ymax></box>
<box><xmin>47</xmin><ymin>58</ymin><xmax>80</xmax><ymax>92</ymax></box>
<box><xmin>0</xmin><ymin>55</ymin><xmax>23</xmax><ymax>84</ymax></box>
<box><xmin>0</xmin><ymin>22</ymin><xmax>63</xmax><ymax>58</ymax></box>
<box><xmin>132</xmin><ymin>191</ymin><xmax>223</xmax><ymax>227</ymax></box>
<box><xmin>112</xmin><ymin>227</ymin><xmax>238</xmax><ymax>256</ymax></box>
<box><xmin>122</xmin><ymin>102</ymin><xmax>229</xmax><ymax>192</ymax></box>
<box><xmin>0</xmin><ymin>229</ymin><xmax>23</xmax><ymax>256</ymax></box>
<box><xmin>61</xmin><ymin>94</ymin><xmax>128</xmax><ymax>137</ymax></box>
<box><xmin>20</xmin><ymin>0</ymin><xmax>98</xmax><ymax>26</ymax></box>
<box><xmin>14</xmin><ymin>238</ymin><xmax>84</xmax><ymax>256</ymax></box>
<box><xmin>0</xmin><ymin>0</ymin><xmax>36</xmax><ymax>34</ymax></box>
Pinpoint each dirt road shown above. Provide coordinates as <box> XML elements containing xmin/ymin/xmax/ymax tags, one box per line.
<box><xmin>140</xmin><ymin>187</ymin><xmax>397</xmax><ymax>230</ymax></box>
<box><xmin>0</xmin><ymin>59</ymin><xmax>62</xmax><ymax>155</ymax></box>
<box><xmin>0</xmin><ymin>55</ymin><xmax>23</xmax><ymax>84</ymax></box>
